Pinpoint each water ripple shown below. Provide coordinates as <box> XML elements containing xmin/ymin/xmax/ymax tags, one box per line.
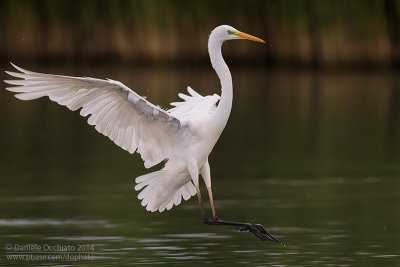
<box><xmin>164</xmin><ymin>233</ymin><xmax>231</xmax><ymax>239</ymax></box>
<box><xmin>143</xmin><ymin>246</ymin><xmax>185</xmax><ymax>251</ymax></box>
<box><xmin>137</xmin><ymin>238</ymin><xmax>185</xmax><ymax>243</ymax></box>
<box><xmin>46</xmin><ymin>236</ymin><xmax>124</xmax><ymax>241</ymax></box>
<box><xmin>0</xmin><ymin>195</ymin><xmax>78</xmax><ymax>203</ymax></box>
<box><xmin>372</xmin><ymin>255</ymin><xmax>399</xmax><ymax>258</ymax></box>
<box><xmin>0</xmin><ymin>219</ymin><xmax>115</xmax><ymax>228</ymax></box>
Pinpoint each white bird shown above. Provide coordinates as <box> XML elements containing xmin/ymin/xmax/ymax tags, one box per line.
<box><xmin>4</xmin><ymin>25</ymin><xmax>278</xmax><ymax>241</ymax></box>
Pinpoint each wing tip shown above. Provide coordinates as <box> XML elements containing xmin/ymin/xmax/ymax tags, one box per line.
<box><xmin>14</xmin><ymin>94</ymin><xmax>31</xmax><ymax>100</ymax></box>
<box><xmin>5</xmin><ymin>87</ymin><xmax>22</xmax><ymax>93</ymax></box>
<box><xmin>4</xmin><ymin>71</ymin><xmax>17</xmax><ymax>77</ymax></box>
<box><xmin>10</xmin><ymin>62</ymin><xmax>29</xmax><ymax>74</ymax></box>
<box><xmin>187</xmin><ymin>86</ymin><xmax>202</xmax><ymax>97</ymax></box>
<box><xmin>178</xmin><ymin>93</ymin><xmax>189</xmax><ymax>100</ymax></box>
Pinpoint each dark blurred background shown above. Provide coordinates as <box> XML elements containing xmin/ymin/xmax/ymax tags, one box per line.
<box><xmin>1</xmin><ymin>0</ymin><xmax>400</xmax><ymax>68</ymax></box>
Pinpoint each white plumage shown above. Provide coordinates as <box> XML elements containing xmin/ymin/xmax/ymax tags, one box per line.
<box><xmin>169</xmin><ymin>86</ymin><xmax>220</xmax><ymax>122</ymax></box>
<box><xmin>4</xmin><ymin>25</ymin><xmax>265</xmax><ymax>214</ymax></box>
<box><xmin>5</xmin><ymin>64</ymin><xmax>219</xmax><ymax>211</ymax></box>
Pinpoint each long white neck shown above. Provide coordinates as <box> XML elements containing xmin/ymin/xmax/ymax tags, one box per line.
<box><xmin>208</xmin><ymin>36</ymin><xmax>233</xmax><ymax>138</ymax></box>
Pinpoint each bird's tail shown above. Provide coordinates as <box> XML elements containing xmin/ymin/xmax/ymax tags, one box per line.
<box><xmin>134</xmin><ymin>169</ymin><xmax>196</xmax><ymax>212</ymax></box>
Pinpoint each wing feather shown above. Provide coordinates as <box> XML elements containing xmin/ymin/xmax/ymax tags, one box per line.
<box><xmin>5</xmin><ymin>64</ymin><xmax>188</xmax><ymax>168</ymax></box>
<box><xmin>168</xmin><ymin>86</ymin><xmax>220</xmax><ymax>122</ymax></box>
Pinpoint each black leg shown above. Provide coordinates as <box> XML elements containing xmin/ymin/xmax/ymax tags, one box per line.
<box><xmin>203</xmin><ymin>217</ymin><xmax>279</xmax><ymax>242</ymax></box>
<box><xmin>196</xmin><ymin>184</ymin><xmax>279</xmax><ymax>242</ymax></box>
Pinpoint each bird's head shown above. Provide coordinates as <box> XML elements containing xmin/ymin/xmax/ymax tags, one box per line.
<box><xmin>210</xmin><ymin>25</ymin><xmax>265</xmax><ymax>44</ymax></box>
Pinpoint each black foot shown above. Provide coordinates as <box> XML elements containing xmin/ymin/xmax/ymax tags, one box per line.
<box><xmin>203</xmin><ymin>217</ymin><xmax>279</xmax><ymax>242</ymax></box>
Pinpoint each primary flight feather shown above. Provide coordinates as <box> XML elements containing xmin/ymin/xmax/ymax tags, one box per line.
<box><xmin>4</xmin><ymin>25</ymin><xmax>279</xmax><ymax>241</ymax></box>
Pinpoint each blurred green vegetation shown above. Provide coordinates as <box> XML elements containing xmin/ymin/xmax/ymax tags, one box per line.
<box><xmin>1</xmin><ymin>0</ymin><xmax>400</xmax><ymax>66</ymax></box>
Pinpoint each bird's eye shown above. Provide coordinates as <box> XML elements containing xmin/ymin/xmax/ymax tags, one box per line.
<box><xmin>227</xmin><ymin>30</ymin><xmax>235</xmax><ymax>35</ymax></box>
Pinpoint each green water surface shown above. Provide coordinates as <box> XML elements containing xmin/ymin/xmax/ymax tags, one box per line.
<box><xmin>1</xmin><ymin>64</ymin><xmax>400</xmax><ymax>266</ymax></box>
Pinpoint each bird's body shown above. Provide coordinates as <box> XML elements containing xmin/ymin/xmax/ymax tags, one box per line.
<box><xmin>5</xmin><ymin>25</ymin><xmax>278</xmax><ymax>241</ymax></box>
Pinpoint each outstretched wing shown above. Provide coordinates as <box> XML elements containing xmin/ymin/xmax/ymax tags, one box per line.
<box><xmin>168</xmin><ymin>86</ymin><xmax>220</xmax><ymax>122</ymax></box>
<box><xmin>4</xmin><ymin>63</ymin><xmax>188</xmax><ymax>168</ymax></box>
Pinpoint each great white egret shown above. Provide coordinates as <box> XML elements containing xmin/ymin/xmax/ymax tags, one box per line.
<box><xmin>4</xmin><ymin>25</ymin><xmax>278</xmax><ymax>242</ymax></box>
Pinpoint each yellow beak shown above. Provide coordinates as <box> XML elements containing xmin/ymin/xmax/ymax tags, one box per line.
<box><xmin>234</xmin><ymin>31</ymin><xmax>265</xmax><ymax>43</ymax></box>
